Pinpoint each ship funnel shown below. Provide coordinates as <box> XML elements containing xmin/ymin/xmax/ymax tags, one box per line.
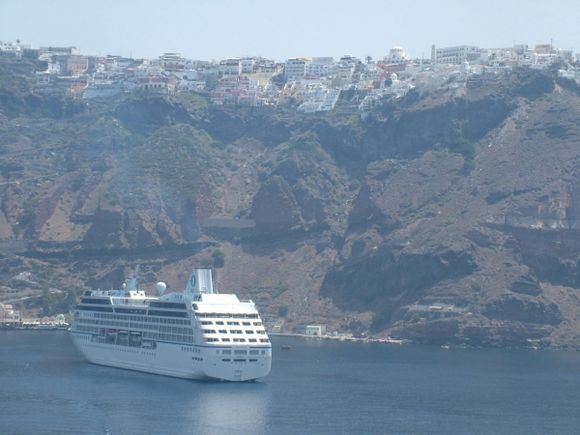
<box><xmin>126</xmin><ymin>276</ymin><xmax>138</xmax><ymax>291</ymax></box>
<box><xmin>185</xmin><ymin>269</ymin><xmax>214</xmax><ymax>295</ymax></box>
<box><xmin>126</xmin><ymin>265</ymin><xmax>140</xmax><ymax>291</ymax></box>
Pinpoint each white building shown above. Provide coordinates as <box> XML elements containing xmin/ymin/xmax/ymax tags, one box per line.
<box><xmin>431</xmin><ymin>45</ymin><xmax>483</xmax><ymax>65</ymax></box>
<box><xmin>172</xmin><ymin>71</ymin><xmax>206</xmax><ymax>92</ymax></box>
<box><xmin>358</xmin><ymin>74</ymin><xmax>415</xmax><ymax>112</ymax></box>
<box><xmin>298</xmin><ymin>85</ymin><xmax>341</xmax><ymax>113</ymax></box>
<box><xmin>211</xmin><ymin>75</ymin><xmax>258</xmax><ymax>105</ymax></box>
<box><xmin>220</xmin><ymin>58</ymin><xmax>242</xmax><ymax>76</ymax></box>
<box><xmin>359</xmin><ymin>63</ymin><xmax>381</xmax><ymax>83</ymax></box>
<box><xmin>305</xmin><ymin>325</ymin><xmax>326</xmax><ymax>337</ymax></box>
<box><xmin>284</xmin><ymin>58</ymin><xmax>309</xmax><ymax>80</ymax></box>
<box><xmin>39</xmin><ymin>46</ymin><xmax>78</xmax><ymax>56</ymax></box>
<box><xmin>558</xmin><ymin>67</ymin><xmax>580</xmax><ymax>84</ymax></box>
<box><xmin>240</xmin><ymin>57</ymin><xmax>255</xmax><ymax>74</ymax></box>
<box><xmin>0</xmin><ymin>40</ymin><xmax>22</xmax><ymax>55</ymax></box>
<box><xmin>339</xmin><ymin>55</ymin><xmax>360</xmax><ymax>66</ymax></box>
<box><xmin>306</xmin><ymin>57</ymin><xmax>334</xmax><ymax>78</ymax></box>
<box><xmin>159</xmin><ymin>53</ymin><xmax>186</xmax><ymax>71</ymax></box>
<box><xmin>331</xmin><ymin>61</ymin><xmax>355</xmax><ymax>86</ymax></box>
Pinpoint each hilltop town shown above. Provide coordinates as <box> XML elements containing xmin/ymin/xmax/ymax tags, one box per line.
<box><xmin>1</xmin><ymin>39</ymin><xmax>579</xmax><ymax>114</ymax></box>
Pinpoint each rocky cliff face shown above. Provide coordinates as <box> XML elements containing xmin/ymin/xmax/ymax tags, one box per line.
<box><xmin>1</xmin><ymin>66</ymin><xmax>580</xmax><ymax>347</ymax></box>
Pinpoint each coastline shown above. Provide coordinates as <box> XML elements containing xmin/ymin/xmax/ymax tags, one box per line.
<box><xmin>0</xmin><ymin>325</ymin><xmax>69</xmax><ymax>331</ymax></box>
<box><xmin>3</xmin><ymin>328</ymin><xmax>577</xmax><ymax>351</ymax></box>
<box><xmin>269</xmin><ymin>332</ymin><xmax>410</xmax><ymax>345</ymax></box>
<box><xmin>269</xmin><ymin>332</ymin><xmax>580</xmax><ymax>352</ymax></box>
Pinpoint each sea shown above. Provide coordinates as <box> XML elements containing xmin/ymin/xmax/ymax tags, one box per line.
<box><xmin>1</xmin><ymin>331</ymin><xmax>579</xmax><ymax>434</ymax></box>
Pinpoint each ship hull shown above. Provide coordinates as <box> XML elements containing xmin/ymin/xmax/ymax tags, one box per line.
<box><xmin>70</xmin><ymin>331</ymin><xmax>271</xmax><ymax>381</ymax></box>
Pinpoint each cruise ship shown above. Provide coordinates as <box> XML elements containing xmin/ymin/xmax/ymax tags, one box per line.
<box><xmin>69</xmin><ymin>269</ymin><xmax>271</xmax><ymax>381</ymax></box>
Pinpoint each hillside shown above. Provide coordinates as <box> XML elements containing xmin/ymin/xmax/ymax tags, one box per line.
<box><xmin>1</xmin><ymin>65</ymin><xmax>580</xmax><ymax>347</ymax></box>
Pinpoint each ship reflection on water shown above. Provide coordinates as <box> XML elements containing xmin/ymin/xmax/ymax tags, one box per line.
<box><xmin>189</xmin><ymin>382</ymin><xmax>269</xmax><ymax>433</ymax></box>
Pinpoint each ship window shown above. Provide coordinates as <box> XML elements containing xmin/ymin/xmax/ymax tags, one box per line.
<box><xmin>234</xmin><ymin>350</ymin><xmax>247</xmax><ymax>355</ymax></box>
<box><xmin>253</xmin><ymin>322</ymin><xmax>262</xmax><ymax>326</ymax></box>
<box><xmin>222</xmin><ymin>338</ymin><xmax>230</xmax><ymax>342</ymax></box>
<box><xmin>149</xmin><ymin>301</ymin><xmax>186</xmax><ymax>309</ymax></box>
<box><xmin>260</xmin><ymin>339</ymin><xmax>270</xmax><ymax>343</ymax></box>
<box><xmin>115</xmin><ymin>308</ymin><xmax>147</xmax><ymax>315</ymax></box>
<box><xmin>233</xmin><ymin>359</ymin><xmax>246</xmax><ymax>362</ymax></box>
<box><xmin>219</xmin><ymin>330</ymin><xmax>227</xmax><ymax>334</ymax></box>
<box><xmin>249</xmin><ymin>339</ymin><xmax>257</xmax><ymax>343</ymax></box>
<box><xmin>80</xmin><ymin>298</ymin><xmax>111</xmax><ymax>305</ymax></box>
<box><xmin>77</xmin><ymin>306</ymin><xmax>113</xmax><ymax>313</ymax></box>
<box><xmin>215</xmin><ymin>321</ymin><xmax>224</xmax><ymax>325</ymax></box>
<box><xmin>201</xmin><ymin>321</ymin><xmax>213</xmax><ymax>325</ymax></box>
<box><xmin>245</xmin><ymin>330</ymin><xmax>254</xmax><ymax>334</ymax></box>
<box><xmin>249</xmin><ymin>359</ymin><xmax>258</xmax><ymax>362</ymax></box>
<box><xmin>242</xmin><ymin>322</ymin><xmax>251</xmax><ymax>326</ymax></box>
<box><xmin>148</xmin><ymin>310</ymin><xmax>188</xmax><ymax>318</ymax></box>
<box><xmin>249</xmin><ymin>350</ymin><xmax>259</xmax><ymax>355</ymax></box>
<box><xmin>222</xmin><ymin>350</ymin><xmax>232</xmax><ymax>354</ymax></box>
<box><xmin>222</xmin><ymin>359</ymin><xmax>231</xmax><ymax>362</ymax></box>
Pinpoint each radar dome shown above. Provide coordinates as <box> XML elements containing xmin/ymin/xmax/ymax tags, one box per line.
<box><xmin>156</xmin><ymin>281</ymin><xmax>167</xmax><ymax>295</ymax></box>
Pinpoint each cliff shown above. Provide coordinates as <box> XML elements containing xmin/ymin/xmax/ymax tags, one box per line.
<box><xmin>1</xmin><ymin>64</ymin><xmax>580</xmax><ymax>347</ymax></box>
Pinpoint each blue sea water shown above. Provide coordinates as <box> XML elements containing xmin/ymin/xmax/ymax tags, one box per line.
<box><xmin>0</xmin><ymin>331</ymin><xmax>579</xmax><ymax>434</ymax></box>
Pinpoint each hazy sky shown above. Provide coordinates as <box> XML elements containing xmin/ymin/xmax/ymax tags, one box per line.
<box><xmin>1</xmin><ymin>0</ymin><xmax>579</xmax><ymax>61</ymax></box>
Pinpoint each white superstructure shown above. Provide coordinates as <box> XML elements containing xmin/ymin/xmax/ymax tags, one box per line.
<box><xmin>69</xmin><ymin>269</ymin><xmax>271</xmax><ymax>381</ymax></box>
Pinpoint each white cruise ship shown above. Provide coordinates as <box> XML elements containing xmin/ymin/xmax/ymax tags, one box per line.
<box><xmin>69</xmin><ymin>269</ymin><xmax>271</xmax><ymax>381</ymax></box>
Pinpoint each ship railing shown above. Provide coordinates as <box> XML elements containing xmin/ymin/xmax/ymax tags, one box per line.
<box><xmin>194</xmin><ymin>312</ymin><xmax>260</xmax><ymax>319</ymax></box>
<box><xmin>112</xmin><ymin>299</ymin><xmax>148</xmax><ymax>306</ymax></box>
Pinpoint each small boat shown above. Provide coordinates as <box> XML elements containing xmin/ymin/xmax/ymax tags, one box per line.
<box><xmin>281</xmin><ymin>345</ymin><xmax>291</xmax><ymax>350</ymax></box>
<box><xmin>440</xmin><ymin>345</ymin><xmax>450</xmax><ymax>350</ymax></box>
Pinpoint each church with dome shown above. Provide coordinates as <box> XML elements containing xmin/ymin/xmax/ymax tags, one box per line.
<box><xmin>384</xmin><ymin>46</ymin><xmax>409</xmax><ymax>64</ymax></box>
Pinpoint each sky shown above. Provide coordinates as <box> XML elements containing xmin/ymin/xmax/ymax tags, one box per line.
<box><xmin>1</xmin><ymin>0</ymin><xmax>579</xmax><ymax>61</ymax></box>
